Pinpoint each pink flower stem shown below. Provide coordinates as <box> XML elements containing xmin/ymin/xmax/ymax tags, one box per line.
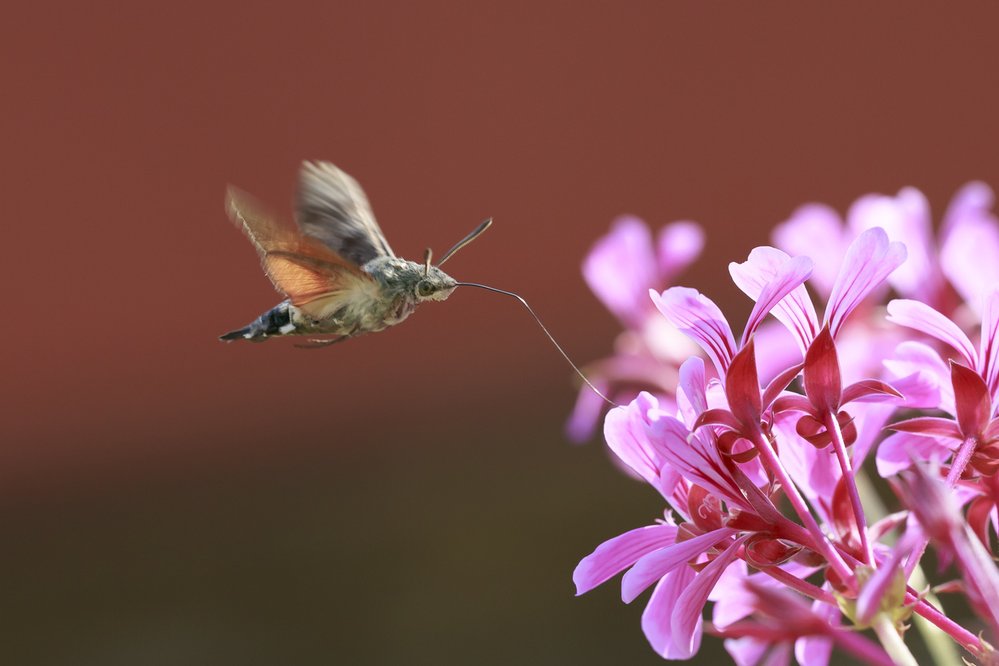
<box><xmin>825</xmin><ymin>411</ymin><xmax>875</xmax><ymax>564</ymax></box>
<box><xmin>759</xmin><ymin>565</ymin><xmax>835</xmax><ymax>604</ymax></box>
<box><xmin>751</xmin><ymin>430</ymin><xmax>855</xmax><ymax>585</ymax></box>
<box><xmin>908</xmin><ymin>590</ymin><xmax>984</xmax><ymax>657</ymax></box>
<box><xmin>903</xmin><ymin>435</ymin><xmax>978</xmax><ymax>580</ymax></box>
<box><xmin>944</xmin><ymin>434</ymin><xmax>978</xmax><ymax>487</ymax></box>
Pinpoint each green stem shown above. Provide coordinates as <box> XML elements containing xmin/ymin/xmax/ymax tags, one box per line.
<box><xmin>871</xmin><ymin>614</ymin><xmax>918</xmax><ymax>666</ymax></box>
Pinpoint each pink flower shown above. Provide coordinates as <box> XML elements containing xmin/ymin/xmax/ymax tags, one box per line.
<box><xmin>666</xmin><ymin>230</ymin><xmax>905</xmax><ymax>571</ymax></box>
<box><xmin>938</xmin><ymin>183</ymin><xmax>999</xmax><ymax>317</ymax></box>
<box><xmin>572</xmin><ymin>387</ymin><xmax>745</xmax><ymax>659</ymax></box>
<box><xmin>772</xmin><ymin>184</ymin><xmax>998</xmax><ymax>386</ymax></box>
<box><xmin>773</xmin><ymin>183</ymin><xmax>998</xmax><ymax>311</ymax></box>
<box><xmin>573</xmin><ymin>185</ymin><xmax>999</xmax><ymax>663</ymax></box>
<box><xmin>585</xmin><ymin>216</ymin><xmax>704</xmax><ymax>329</ymax></box>
<box><xmin>573</xmin><ymin>234</ymin><xmax>904</xmax><ymax>658</ymax></box>
<box><xmin>881</xmin><ymin>291</ymin><xmax>999</xmax><ymax>478</ymax></box>
<box><xmin>736</xmin><ymin>228</ymin><xmax>906</xmax><ymax>373</ymax></box>
<box><xmin>574</xmin><ymin>354</ymin><xmax>828</xmax><ymax>659</ymax></box>
<box><xmin>566</xmin><ymin>216</ymin><xmax>704</xmax><ymax>441</ymax></box>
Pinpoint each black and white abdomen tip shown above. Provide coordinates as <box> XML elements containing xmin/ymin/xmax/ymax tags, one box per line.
<box><xmin>219</xmin><ymin>301</ymin><xmax>296</xmax><ymax>342</ymax></box>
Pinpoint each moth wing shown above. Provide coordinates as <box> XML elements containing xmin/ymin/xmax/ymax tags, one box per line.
<box><xmin>295</xmin><ymin>160</ymin><xmax>395</xmax><ymax>266</ymax></box>
<box><xmin>226</xmin><ymin>186</ymin><xmax>375</xmax><ymax>313</ymax></box>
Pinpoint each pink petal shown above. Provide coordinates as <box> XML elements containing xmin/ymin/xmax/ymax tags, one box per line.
<box><xmin>708</xmin><ymin>557</ymin><xmax>749</xmax><ymax>602</ymax></box>
<box><xmin>885</xmin><ymin>299</ymin><xmax>977</xmax><ymax>369</ymax></box>
<box><xmin>641</xmin><ymin>566</ymin><xmax>700</xmax><ymax>659</ymax></box>
<box><xmin>850</xmin><ymin>403</ymin><xmax>897</xmax><ymax>469</ymax></box>
<box><xmin>672</xmin><ymin>537</ymin><xmax>748</xmax><ymax>656</ymax></box>
<box><xmin>847</xmin><ymin>188</ymin><xmax>940</xmax><ymax>302</ymax></box>
<box><xmin>650</xmin><ymin>418</ymin><xmax>748</xmax><ymax>507</ymax></box>
<box><xmin>825</xmin><ymin>227</ymin><xmax>907</xmax><ymax>337</ymax></box>
<box><xmin>706</xmin><ymin>377</ymin><xmax>729</xmax><ymax>410</ymax></box>
<box><xmin>794</xmin><ymin>597</ymin><xmax>838</xmax><ymax>666</ymax></box>
<box><xmin>573</xmin><ymin>524</ymin><xmax>679</xmax><ymax>595</ymax></box>
<box><xmin>940</xmin><ymin>184</ymin><xmax>999</xmax><ymax>314</ymax></box>
<box><xmin>875</xmin><ymin>431</ymin><xmax>954</xmax><ymax>477</ymax></box>
<box><xmin>772</xmin><ymin>203</ymin><xmax>846</xmax><ymax>297</ymax></box>
<box><xmin>658</xmin><ymin>466</ymin><xmax>685</xmax><ymax>515</ymax></box>
<box><xmin>601</xmin><ymin>394</ymin><xmax>682</xmax><ymax>501</ymax></box>
<box><xmin>940</xmin><ymin>181</ymin><xmax>995</xmax><ymax>233</ymax></box>
<box><xmin>753</xmin><ymin>322</ymin><xmax>805</xmax><ymax>386</ymax></box>
<box><xmin>710</xmin><ymin>562</ymin><xmax>759</xmax><ymax>629</ymax></box>
<box><xmin>881</xmin><ymin>371</ymin><xmax>939</xmax><ymax>411</ymax></box>
<box><xmin>603</xmin><ymin>394</ymin><xmax>668</xmax><ymax>490</ymax></box>
<box><xmin>657</xmin><ymin>221</ymin><xmax>705</xmax><ymax>283</ymax></box>
<box><xmin>832</xmin><ymin>320</ymin><xmax>905</xmax><ymax>385</ymax></box>
<box><xmin>979</xmin><ymin>290</ymin><xmax>999</xmax><ymax>400</ymax></box>
<box><xmin>883</xmin><ymin>341</ymin><xmax>953</xmax><ymax>411</ymax></box>
<box><xmin>741</xmin><ymin>255</ymin><xmax>815</xmax><ymax>347</ymax></box>
<box><xmin>941</xmin><ymin>218</ymin><xmax>999</xmax><ymax>316</ymax></box>
<box><xmin>765</xmin><ymin>643</ymin><xmax>794</xmax><ymax>666</ymax></box>
<box><xmin>641</xmin><ymin>314</ymin><xmax>704</xmax><ymax>364</ymax></box>
<box><xmin>676</xmin><ymin>356</ymin><xmax>708</xmax><ymax>424</ymax></box>
<box><xmin>564</xmin><ymin>376</ymin><xmax>611</xmax><ymax>442</ymax></box>
<box><xmin>583</xmin><ymin>216</ymin><xmax>658</xmax><ymax>328</ymax></box>
<box><xmin>941</xmin><ymin>181</ymin><xmax>995</xmax><ymax>239</ymax></box>
<box><xmin>621</xmin><ymin>526</ymin><xmax>736</xmax><ymax>603</ymax></box>
<box><xmin>651</xmin><ymin>287</ymin><xmax>737</xmax><ymax>377</ymax></box>
<box><xmin>725</xmin><ymin>636</ymin><xmax>791</xmax><ymax>666</ymax></box>
<box><xmin>729</xmin><ymin>247</ymin><xmax>819</xmax><ymax>353</ymax></box>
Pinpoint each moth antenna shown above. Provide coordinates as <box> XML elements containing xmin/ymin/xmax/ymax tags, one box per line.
<box><xmin>455</xmin><ymin>282</ymin><xmax>618</xmax><ymax>407</ymax></box>
<box><xmin>437</xmin><ymin>218</ymin><xmax>493</xmax><ymax>267</ymax></box>
<box><xmin>423</xmin><ymin>247</ymin><xmax>433</xmax><ymax>276</ymax></box>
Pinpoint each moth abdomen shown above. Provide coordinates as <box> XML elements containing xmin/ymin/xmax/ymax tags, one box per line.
<box><xmin>219</xmin><ymin>301</ymin><xmax>295</xmax><ymax>342</ymax></box>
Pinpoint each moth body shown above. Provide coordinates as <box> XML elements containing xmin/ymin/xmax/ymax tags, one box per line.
<box><xmin>222</xmin><ymin>162</ymin><xmax>468</xmax><ymax>346</ymax></box>
<box><xmin>222</xmin><ymin>257</ymin><xmax>457</xmax><ymax>342</ymax></box>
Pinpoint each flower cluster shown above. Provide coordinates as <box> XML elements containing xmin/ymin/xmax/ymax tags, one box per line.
<box><xmin>573</xmin><ymin>184</ymin><xmax>999</xmax><ymax>665</ymax></box>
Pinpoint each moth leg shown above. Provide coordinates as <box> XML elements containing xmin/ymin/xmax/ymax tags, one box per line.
<box><xmin>294</xmin><ymin>336</ymin><xmax>350</xmax><ymax>349</ymax></box>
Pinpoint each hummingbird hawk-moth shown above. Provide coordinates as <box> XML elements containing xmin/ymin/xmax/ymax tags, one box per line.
<box><xmin>220</xmin><ymin>160</ymin><xmax>614</xmax><ymax>405</ymax></box>
<box><xmin>220</xmin><ymin>160</ymin><xmax>491</xmax><ymax>346</ymax></box>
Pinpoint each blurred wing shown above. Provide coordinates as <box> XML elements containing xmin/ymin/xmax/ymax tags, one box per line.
<box><xmin>295</xmin><ymin>160</ymin><xmax>395</xmax><ymax>266</ymax></box>
<box><xmin>226</xmin><ymin>186</ymin><xmax>374</xmax><ymax>312</ymax></box>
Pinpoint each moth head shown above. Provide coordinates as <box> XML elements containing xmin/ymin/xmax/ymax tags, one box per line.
<box><xmin>414</xmin><ymin>265</ymin><xmax>457</xmax><ymax>302</ymax></box>
<box><xmin>412</xmin><ymin>218</ymin><xmax>491</xmax><ymax>302</ymax></box>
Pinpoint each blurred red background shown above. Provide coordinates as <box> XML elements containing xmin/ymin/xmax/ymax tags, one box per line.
<box><xmin>3</xmin><ymin>2</ymin><xmax>999</xmax><ymax>663</ymax></box>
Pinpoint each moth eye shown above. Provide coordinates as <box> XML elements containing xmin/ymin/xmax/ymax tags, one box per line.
<box><xmin>416</xmin><ymin>281</ymin><xmax>435</xmax><ymax>297</ymax></box>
